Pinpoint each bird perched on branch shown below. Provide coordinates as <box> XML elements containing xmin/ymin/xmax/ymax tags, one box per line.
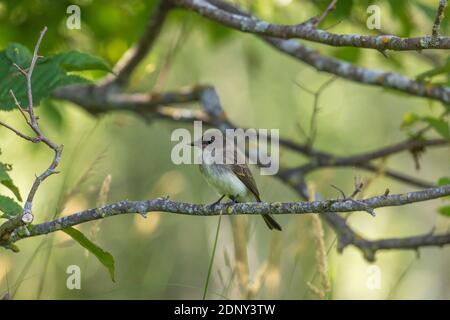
<box><xmin>190</xmin><ymin>131</ymin><xmax>282</xmax><ymax>231</ymax></box>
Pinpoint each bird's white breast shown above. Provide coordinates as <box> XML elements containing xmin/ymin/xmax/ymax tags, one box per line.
<box><xmin>200</xmin><ymin>164</ymin><xmax>248</xmax><ymax>200</ymax></box>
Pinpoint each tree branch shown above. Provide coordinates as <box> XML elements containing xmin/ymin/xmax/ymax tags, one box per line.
<box><xmin>266</xmin><ymin>37</ymin><xmax>450</xmax><ymax>104</ymax></box>
<box><xmin>322</xmin><ymin>211</ymin><xmax>450</xmax><ymax>262</ymax></box>
<box><xmin>52</xmin><ymin>84</ymin><xmax>205</xmax><ymax>113</ymax></box>
<box><xmin>172</xmin><ymin>0</ymin><xmax>450</xmax><ymax>51</ymax></box>
<box><xmin>3</xmin><ymin>184</ymin><xmax>449</xmax><ymax>246</ymax></box>
<box><xmin>303</xmin><ymin>0</ymin><xmax>338</xmax><ymax>28</ymax></box>
<box><xmin>280</xmin><ymin>137</ymin><xmax>448</xmax><ymax>188</ymax></box>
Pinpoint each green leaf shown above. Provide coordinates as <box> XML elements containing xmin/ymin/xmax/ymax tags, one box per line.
<box><xmin>0</xmin><ymin>163</ymin><xmax>22</xmax><ymax>201</ymax></box>
<box><xmin>0</xmin><ymin>195</ymin><xmax>22</xmax><ymax>219</ymax></box>
<box><xmin>63</xmin><ymin>227</ymin><xmax>116</xmax><ymax>282</ymax></box>
<box><xmin>438</xmin><ymin>206</ymin><xmax>450</xmax><ymax>217</ymax></box>
<box><xmin>438</xmin><ymin>177</ymin><xmax>450</xmax><ymax>186</ymax></box>
<box><xmin>46</xmin><ymin>51</ymin><xmax>112</xmax><ymax>73</ymax></box>
<box><xmin>422</xmin><ymin>116</ymin><xmax>450</xmax><ymax>139</ymax></box>
<box><xmin>0</xmin><ymin>43</ymin><xmax>109</xmax><ymax>111</ymax></box>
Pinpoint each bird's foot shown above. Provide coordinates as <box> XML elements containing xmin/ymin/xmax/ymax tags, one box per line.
<box><xmin>224</xmin><ymin>198</ymin><xmax>238</xmax><ymax>206</ymax></box>
<box><xmin>207</xmin><ymin>195</ymin><xmax>226</xmax><ymax>210</ymax></box>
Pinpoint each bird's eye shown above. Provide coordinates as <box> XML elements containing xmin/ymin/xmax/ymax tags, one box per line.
<box><xmin>209</xmin><ymin>136</ymin><xmax>215</xmax><ymax>144</ymax></box>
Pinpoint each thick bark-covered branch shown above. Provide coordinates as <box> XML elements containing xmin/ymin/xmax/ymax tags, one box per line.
<box><xmin>4</xmin><ymin>184</ymin><xmax>449</xmax><ymax>245</ymax></box>
<box><xmin>52</xmin><ymin>84</ymin><xmax>205</xmax><ymax>113</ymax></box>
<box><xmin>280</xmin><ymin>138</ymin><xmax>448</xmax><ymax>189</ymax></box>
<box><xmin>266</xmin><ymin>37</ymin><xmax>450</xmax><ymax>104</ymax></box>
<box><xmin>173</xmin><ymin>0</ymin><xmax>450</xmax><ymax>51</ymax></box>
<box><xmin>322</xmin><ymin>212</ymin><xmax>450</xmax><ymax>262</ymax></box>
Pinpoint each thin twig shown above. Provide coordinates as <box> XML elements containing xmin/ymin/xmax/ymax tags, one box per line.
<box><xmin>0</xmin><ymin>120</ymin><xmax>38</xmax><ymax>142</ymax></box>
<box><xmin>432</xmin><ymin>0</ymin><xmax>448</xmax><ymax>38</ymax></box>
<box><xmin>313</xmin><ymin>0</ymin><xmax>338</xmax><ymax>27</ymax></box>
<box><xmin>9</xmin><ymin>90</ymin><xmax>31</xmax><ymax>124</ymax></box>
<box><xmin>0</xmin><ymin>27</ymin><xmax>63</xmax><ymax>245</ymax></box>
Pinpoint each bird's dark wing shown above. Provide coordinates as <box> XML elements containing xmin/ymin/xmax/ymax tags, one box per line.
<box><xmin>231</xmin><ymin>163</ymin><xmax>261</xmax><ymax>202</ymax></box>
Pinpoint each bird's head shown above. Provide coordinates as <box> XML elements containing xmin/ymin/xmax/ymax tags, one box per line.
<box><xmin>189</xmin><ymin>130</ymin><xmax>220</xmax><ymax>150</ymax></box>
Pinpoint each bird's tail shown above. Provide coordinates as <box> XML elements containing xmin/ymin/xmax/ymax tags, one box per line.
<box><xmin>255</xmin><ymin>196</ymin><xmax>282</xmax><ymax>231</ymax></box>
<box><xmin>262</xmin><ymin>214</ymin><xmax>282</xmax><ymax>231</ymax></box>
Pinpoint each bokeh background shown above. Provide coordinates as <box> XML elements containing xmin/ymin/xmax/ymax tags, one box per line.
<box><xmin>0</xmin><ymin>0</ymin><xmax>449</xmax><ymax>299</ymax></box>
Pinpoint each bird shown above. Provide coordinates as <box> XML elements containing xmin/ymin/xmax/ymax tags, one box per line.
<box><xmin>190</xmin><ymin>130</ymin><xmax>282</xmax><ymax>231</ymax></box>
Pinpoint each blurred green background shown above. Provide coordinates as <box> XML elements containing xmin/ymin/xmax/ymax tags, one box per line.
<box><xmin>0</xmin><ymin>0</ymin><xmax>449</xmax><ymax>299</ymax></box>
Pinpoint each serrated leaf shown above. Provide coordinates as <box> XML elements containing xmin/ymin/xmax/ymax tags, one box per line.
<box><xmin>438</xmin><ymin>206</ymin><xmax>450</xmax><ymax>217</ymax></box>
<box><xmin>0</xmin><ymin>195</ymin><xmax>22</xmax><ymax>219</ymax></box>
<box><xmin>422</xmin><ymin>116</ymin><xmax>450</xmax><ymax>139</ymax></box>
<box><xmin>63</xmin><ymin>227</ymin><xmax>115</xmax><ymax>282</ymax></box>
<box><xmin>438</xmin><ymin>177</ymin><xmax>450</xmax><ymax>186</ymax></box>
<box><xmin>0</xmin><ymin>43</ymin><xmax>109</xmax><ymax>111</ymax></box>
<box><xmin>0</xmin><ymin>163</ymin><xmax>22</xmax><ymax>201</ymax></box>
<box><xmin>46</xmin><ymin>50</ymin><xmax>112</xmax><ymax>73</ymax></box>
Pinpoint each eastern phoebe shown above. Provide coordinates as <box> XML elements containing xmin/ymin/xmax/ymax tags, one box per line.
<box><xmin>190</xmin><ymin>131</ymin><xmax>282</xmax><ymax>231</ymax></box>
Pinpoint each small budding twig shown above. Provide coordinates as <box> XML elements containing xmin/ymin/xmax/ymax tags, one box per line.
<box><xmin>299</xmin><ymin>0</ymin><xmax>338</xmax><ymax>28</ymax></box>
<box><xmin>432</xmin><ymin>0</ymin><xmax>448</xmax><ymax>39</ymax></box>
<box><xmin>294</xmin><ymin>76</ymin><xmax>337</xmax><ymax>147</ymax></box>
<box><xmin>0</xmin><ymin>26</ymin><xmax>63</xmax><ymax>244</ymax></box>
<box><xmin>331</xmin><ymin>178</ymin><xmax>375</xmax><ymax>217</ymax></box>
